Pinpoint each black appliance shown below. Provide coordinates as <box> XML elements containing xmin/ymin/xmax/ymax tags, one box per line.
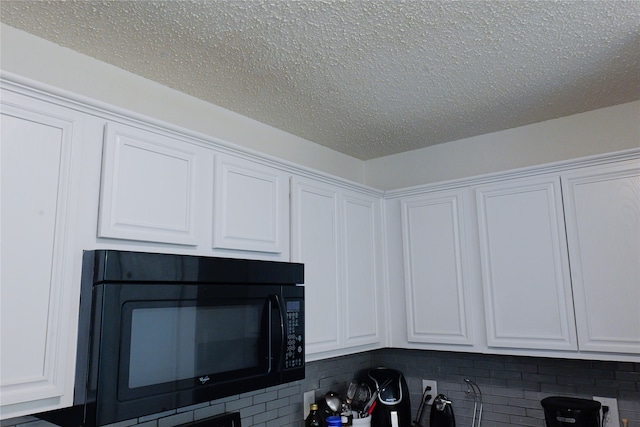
<box><xmin>39</xmin><ymin>250</ymin><xmax>304</xmax><ymax>427</ymax></box>
<box><xmin>541</xmin><ymin>396</ymin><xmax>601</xmax><ymax>427</ymax></box>
<box><xmin>430</xmin><ymin>394</ymin><xmax>456</xmax><ymax>427</ymax></box>
<box><xmin>367</xmin><ymin>367</ymin><xmax>411</xmax><ymax>427</ymax></box>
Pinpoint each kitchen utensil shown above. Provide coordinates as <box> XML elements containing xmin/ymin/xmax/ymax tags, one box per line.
<box><xmin>361</xmin><ymin>389</ymin><xmax>378</xmax><ymax>416</ymax></box>
<box><xmin>346</xmin><ymin>381</ymin><xmax>358</xmax><ymax>404</ymax></box>
<box><xmin>361</xmin><ymin>378</ymin><xmax>393</xmax><ymax>417</ymax></box>
<box><xmin>325</xmin><ymin>391</ymin><xmax>341</xmax><ymax>415</ymax></box>
<box><xmin>352</xmin><ymin>383</ymin><xmax>371</xmax><ymax>411</ymax></box>
<box><xmin>464</xmin><ymin>378</ymin><xmax>483</xmax><ymax>427</ymax></box>
<box><xmin>366</xmin><ymin>400</ymin><xmax>377</xmax><ymax>416</ymax></box>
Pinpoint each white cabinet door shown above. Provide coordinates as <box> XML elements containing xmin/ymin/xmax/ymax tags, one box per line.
<box><xmin>98</xmin><ymin>122</ymin><xmax>200</xmax><ymax>245</ymax></box>
<box><xmin>562</xmin><ymin>160</ymin><xmax>640</xmax><ymax>354</ymax></box>
<box><xmin>292</xmin><ymin>177</ymin><xmax>384</xmax><ymax>357</ymax></box>
<box><xmin>291</xmin><ymin>178</ymin><xmax>341</xmax><ymax>354</ymax></box>
<box><xmin>213</xmin><ymin>154</ymin><xmax>289</xmax><ymax>256</ymax></box>
<box><xmin>341</xmin><ymin>190</ymin><xmax>384</xmax><ymax>348</ymax></box>
<box><xmin>475</xmin><ymin>176</ymin><xmax>577</xmax><ymax>350</ymax></box>
<box><xmin>401</xmin><ymin>189</ymin><xmax>475</xmax><ymax>346</ymax></box>
<box><xmin>0</xmin><ymin>93</ymin><xmax>83</xmax><ymax>418</ymax></box>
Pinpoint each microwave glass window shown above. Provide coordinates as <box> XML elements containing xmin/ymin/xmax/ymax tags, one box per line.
<box><xmin>128</xmin><ymin>302</ymin><xmax>263</xmax><ymax>389</ymax></box>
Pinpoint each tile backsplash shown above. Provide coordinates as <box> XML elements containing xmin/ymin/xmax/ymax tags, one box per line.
<box><xmin>3</xmin><ymin>349</ymin><xmax>639</xmax><ymax>427</ymax></box>
<box><xmin>375</xmin><ymin>349</ymin><xmax>640</xmax><ymax>427</ymax></box>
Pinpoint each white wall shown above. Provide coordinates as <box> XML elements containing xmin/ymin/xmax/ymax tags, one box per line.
<box><xmin>365</xmin><ymin>100</ymin><xmax>640</xmax><ymax>190</ymax></box>
<box><xmin>0</xmin><ymin>24</ymin><xmax>365</xmax><ymax>183</ymax></box>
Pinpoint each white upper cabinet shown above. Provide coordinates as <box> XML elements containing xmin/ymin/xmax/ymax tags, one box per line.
<box><xmin>561</xmin><ymin>160</ymin><xmax>640</xmax><ymax>354</ymax></box>
<box><xmin>98</xmin><ymin>123</ymin><xmax>200</xmax><ymax>245</ymax></box>
<box><xmin>291</xmin><ymin>178</ymin><xmax>341</xmax><ymax>354</ymax></box>
<box><xmin>98</xmin><ymin>123</ymin><xmax>290</xmax><ymax>257</ymax></box>
<box><xmin>400</xmin><ymin>189</ymin><xmax>475</xmax><ymax>346</ymax></box>
<box><xmin>213</xmin><ymin>154</ymin><xmax>289</xmax><ymax>256</ymax></box>
<box><xmin>341</xmin><ymin>189</ymin><xmax>384</xmax><ymax>348</ymax></box>
<box><xmin>475</xmin><ymin>175</ymin><xmax>578</xmax><ymax>351</ymax></box>
<box><xmin>1</xmin><ymin>90</ymin><xmax>90</xmax><ymax>418</ymax></box>
<box><xmin>291</xmin><ymin>177</ymin><xmax>384</xmax><ymax>358</ymax></box>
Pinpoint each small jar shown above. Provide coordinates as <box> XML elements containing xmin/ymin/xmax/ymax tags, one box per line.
<box><xmin>326</xmin><ymin>415</ymin><xmax>342</xmax><ymax>427</ymax></box>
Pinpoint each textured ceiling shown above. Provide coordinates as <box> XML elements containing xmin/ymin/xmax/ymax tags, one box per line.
<box><xmin>1</xmin><ymin>1</ymin><xmax>639</xmax><ymax>160</ymax></box>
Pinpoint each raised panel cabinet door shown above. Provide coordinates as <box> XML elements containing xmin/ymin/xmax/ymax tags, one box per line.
<box><xmin>562</xmin><ymin>160</ymin><xmax>640</xmax><ymax>354</ymax></box>
<box><xmin>475</xmin><ymin>176</ymin><xmax>577</xmax><ymax>350</ymax></box>
<box><xmin>341</xmin><ymin>191</ymin><xmax>383</xmax><ymax>347</ymax></box>
<box><xmin>291</xmin><ymin>177</ymin><xmax>341</xmax><ymax>355</ymax></box>
<box><xmin>213</xmin><ymin>154</ymin><xmax>289</xmax><ymax>254</ymax></box>
<box><xmin>400</xmin><ymin>189</ymin><xmax>474</xmax><ymax>346</ymax></box>
<box><xmin>98</xmin><ymin>122</ymin><xmax>198</xmax><ymax>245</ymax></box>
<box><xmin>1</xmin><ymin>95</ymin><xmax>81</xmax><ymax>417</ymax></box>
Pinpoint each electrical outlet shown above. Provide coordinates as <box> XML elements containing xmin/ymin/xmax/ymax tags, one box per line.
<box><xmin>303</xmin><ymin>390</ymin><xmax>315</xmax><ymax>419</ymax></box>
<box><xmin>593</xmin><ymin>396</ymin><xmax>620</xmax><ymax>427</ymax></box>
<box><xmin>422</xmin><ymin>379</ymin><xmax>437</xmax><ymax>406</ymax></box>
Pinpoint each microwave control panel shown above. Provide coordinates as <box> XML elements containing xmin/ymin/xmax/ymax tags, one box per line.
<box><xmin>284</xmin><ymin>299</ymin><xmax>303</xmax><ymax>369</ymax></box>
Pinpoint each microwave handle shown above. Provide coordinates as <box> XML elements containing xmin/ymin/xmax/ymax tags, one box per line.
<box><xmin>269</xmin><ymin>294</ymin><xmax>285</xmax><ymax>369</ymax></box>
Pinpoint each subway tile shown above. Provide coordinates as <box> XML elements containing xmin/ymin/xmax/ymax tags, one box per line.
<box><xmin>540</xmin><ymin>382</ymin><xmax>576</xmax><ymax>394</ymax></box>
<box><xmin>225</xmin><ymin>396</ymin><xmax>255</xmax><ymax>412</ymax></box>
<box><xmin>506</xmin><ymin>379</ymin><xmax>543</xmax><ymax>391</ymax></box>
<box><xmin>138</xmin><ymin>410</ymin><xmax>176</xmax><ymax>423</ymax></box>
<box><xmin>157</xmin><ymin>411</ymin><xmax>193</xmax><ymax>427</ymax></box>
<box><xmin>241</xmin><ymin>403</ymin><xmax>267</xmax><ymax>418</ymax></box>
<box><xmin>504</xmin><ymin>361</ymin><xmax>538</xmax><ymax>373</ymax></box>
<box><xmin>253</xmin><ymin>390</ymin><xmax>279</xmax><ymax>404</ymax></box>
<box><xmin>506</xmin><ymin>397</ymin><xmax>543</xmax><ymax>410</ymax></box>
<box><xmin>480</xmin><ymin>409</ymin><xmax>511</xmax><ymax>423</ymax></box>
<box><xmin>490</xmin><ymin>369</ymin><xmax>523</xmax><ymax>380</ymax></box>
<box><xmin>252</xmin><ymin>408</ymin><xmax>278</xmax><ymax>424</ymax></box>
<box><xmin>509</xmin><ymin>414</ymin><xmax>544</xmax><ymax>426</ymax></box>
<box><xmin>193</xmin><ymin>403</ymin><xmax>225</xmax><ymax>421</ymax></box>
<box><xmin>266</xmin><ymin>416</ymin><xmax>289</xmax><ymax>427</ymax></box>
<box><xmin>277</xmin><ymin>385</ymin><xmax>300</xmax><ymax>399</ymax></box>
<box><xmin>521</xmin><ymin>373</ymin><xmax>558</xmax><ymax>384</ymax></box>
<box><xmin>103</xmin><ymin>419</ymin><xmax>140</xmax><ymax>427</ymax></box>
<box><xmin>266</xmin><ymin>397</ymin><xmax>289</xmax><ymax>411</ymax></box>
<box><xmin>474</xmin><ymin>360</ymin><xmax>507</xmax><ymax>371</ymax></box>
<box><xmin>487</xmin><ymin>386</ymin><xmax>525</xmax><ymax>398</ymax></box>
<box><xmin>617</xmin><ymin>370</ymin><xmax>640</xmax><ymax>382</ymax></box>
<box><xmin>176</xmin><ymin>402</ymin><xmax>209</xmax><ymax>414</ymax></box>
<box><xmin>11</xmin><ymin>349</ymin><xmax>637</xmax><ymax>427</ymax></box>
<box><xmin>495</xmin><ymin>404</ymin><xmax>527</xmax><ymax>416</ymax></box>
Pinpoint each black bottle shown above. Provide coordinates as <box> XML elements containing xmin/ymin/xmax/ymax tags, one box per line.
<box><xmin>306</xmin><ymin>403</ymin><xmax>325</xmax><ymax>427</ymax></box>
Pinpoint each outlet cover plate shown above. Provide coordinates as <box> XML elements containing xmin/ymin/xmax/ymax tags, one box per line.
<box><xmin>593</xmin><ymin>396</ymin><xmax>620</xmax><ymax>427</ymax></box>
<box><xmin>303</xmin><ymin>390</ymin><xmax>315</xmax><ymax>419</ymax></box>
<box><xmin>422</xmin><ymin>380</ymin><xmax>437</xmax><ymax>406</ymax></box>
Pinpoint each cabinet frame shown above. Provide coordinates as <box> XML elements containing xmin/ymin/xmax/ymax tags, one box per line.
<box><xmin>341</xmin><ymin>191</ymin><xmax>383</xmax><ymax>348</ymax></box>
<box><xmin>213</xmin><ymin>154</ymin><xmax>289</xmax><ymax>254</ymax></box>
<box><xmin>475</xmin><ymin>175</ymin><xmax>578</xmax><ymax>351</ymax></box>
<box><xmin>1</xmin><ymin>92</ymin><xmax>84</xmax><ymax>418</ymax></box>
<box><xmin>291</xmin><ymin>178</ymin><xmax>342</xmax><ymax>354</ymax></box>
<box><xmin>561</xmin><ymin>160</ymin><xmax>640</xmax><ymax>354</ymax></box>
<box><xmin>98</xmin><ymin>123</ymin><xmax>199</xmax><ymax>245</ymax></box>
<box><xmin>291</xmin><ymin>177</ymin><xmax>384</xmax><ymax>358</ymax></box>
<box><xmin>400</xmin><ymin>189</ymin><xmax>475</xmax><ymax>346</ymax></box>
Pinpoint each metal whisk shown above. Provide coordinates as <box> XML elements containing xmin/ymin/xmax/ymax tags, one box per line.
<box><xmin>464</xmin><ymin>378</ymin><xmax>483</xmax><ymax>427</ymax></box>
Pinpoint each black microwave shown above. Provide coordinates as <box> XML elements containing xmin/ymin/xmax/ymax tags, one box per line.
<box><xmin>39</xmin><ymin>250</ymin><xmax>304</xmax><ymax>427</ymax></box>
